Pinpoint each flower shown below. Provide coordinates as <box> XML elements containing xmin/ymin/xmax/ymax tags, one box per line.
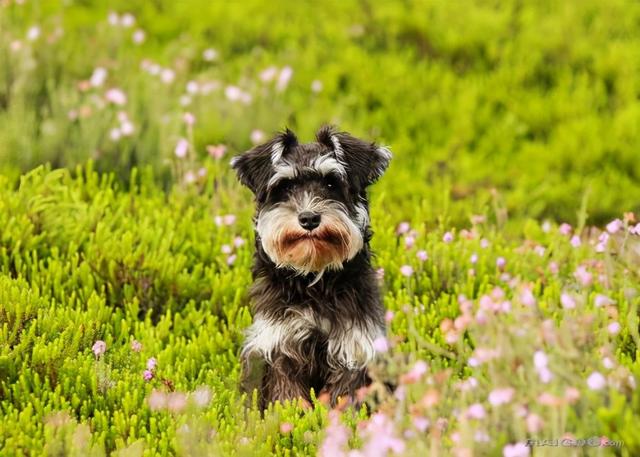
<box><xmin>608</xmin><ymin>321</ymin><xmax>621</xmax><ymax>335</ymax></box>
<box><xmin>373</xmin><ymin>336</ymin><xmax>389</xmax><ymax>353</ymax></box>
<box><xmin>311</xmin><ymin>80</ymin><xmax>323</xmax><ymax>93</ymax></box>
<box><xmin>132</xmin><ymin>29</ymin><xmax>145</xmax><ymax>44</ymax></box>
<box><xmin>280</xmin><ymin>422</ymin><xmax>294</xmax><ymax>433</ymax></box>
<box><xmin>120</xmin><ymin>13</ymin><xmax>135</xmax><ymax>27</ymax></box>
<box><xmin>630</xmin><ymin>223</ymin><xmax>640</xmax><ymax>235</ymax></box>
<box><xmin>606</xmin><ymin>219</ymin><xmax>623</xmax><ymax>234</ymax></box>
<box><xmin>167</xmin><ymin>392</ymin><xmax>187</xmax><ymax>413</ymax></box>
<box><xmin>526</xmin><ymin>414</ymin><xmax>543</xmax><ymax>433</ymax></box>
<box><xmin>443</xmin><ymin>232</ymin><xmax>453</xmax><ymax>243</ymax></box>
<box><xmin>587</xmin><ymin>372</ymin><xmax>606</xmax><ymax>390</ymax></box>
<box><xmin>192</xmin><ymin>386</ymin><xmax>211</xmax><ymax>408</ymax></box>
<box><xmin>250</xmin><ymin>129</ymin><xmax>265</xmax><ymax>145</ymax></box>
<box><xmin>109</xmin><ymin>128</ymin><xmax>122</xmax><ymax>142</ymax></box>
<box><xmin>496</xmin><ymin>257</ymin><xmax>506</xmax><ymax>269</ymax></box>
<box><xmin>184</xmin><ymin>171</ymin><xmax>196</xmax><ymax>184</ymax></box>
<box><xmin>203</xmin><ymin>48</ymin><xmax>218</xmax><ymax>61</ymax></box>
<box><xmin>573</xmin><ymin>265</ymin><xmax>593</xmax><ymax>287</ymax></box>
<box><xmin>206</xmin><ymin>144</ymin><xmax>227</xmax><ymax>159</ymax></box>
<box><xmin>107</xmin><ymin>12</ymin><xmax>119</xmax><ymax>26</ymax></box>
<box><xmin>148</xmin><ymin>390</ymin><xmax>166</xmax><ymax>410</ymax></box>
<box><xmin>143</xmin><ymin>369</ymin><xmax>154</xmax><ymax>381</ymax></box>
<box><xmin>560</xmin><ymin>293</ymin><xmax>576</xmax><ymax>309</ymax></box>
<box><xmin>226</xmin><ymin>254</ymin><xmax>237</xmax><ymax>266</ymax></box>
<box><xmin>559</xmin><ymin>223</ymin><xmax>572</xmax><ymax>235</ymax></box>
<box><xmin>488</xmin><ymin>387</ymin><xmax>515</xmax><ymax>406</ymax></box>
<box><xmin>90</xmin><ymin>67</ymin><xmax>108</xmax><ymax>87</ymax></box>
<box><xmin>183</xmin><ymin>112</ymin><xmax>196</xmax><ymax>126</ymax></box>
<box><xmin>416</xmin><ymin>250</ymin><xmax>428</xmax><ymax>261</ymax></box>
<box><xmin>404</xmin><ymin>235</ymin><xmax>415</xmax><ymax>249</ymax></box>
<box><xmin>396</xmin><ymin>222</ymin><xmax>410</xmax><ymax>235</ymax></box>
<box><xmin>105</xmin><ymin>88</ymin><xmax>127</xmax><ymax>105</ymax></box>
<box><xmin>319</xmin><ymin>411</ymin><xmax>350</xmax><ymax>457</ymax></box>
<box><xmin>465</xmin><ymin>403</ymin><xmax>486</xmax><ymax>420</ymax></box>
<box><xmin>221</xmin><ymin>244</ymin><xmax>232</xmax><ymax>254</ymax></box>
<box><xmin>27</xmin><ymin>26</ymin><xmax>41</xmax><ymax>41</ymax></box>
<box><xmin>186</xmin><ymin>81</ymin><xmax>199</xmax><ymax>95</ymax></box>
<box><xmin>401</xmin><ymin>361</ymin><xmax>428</xmax><ymax>384</ymax></box>
<box><xmin>503</xmin><ymin>442</ymin><xmax>530</xmax><ymax>457</ymax></box>
<box><xmin>147</xmin><ymin>357</ymin><xmax>158</xmax><ymax>371</ymax></box>
<box><xmin>470</xmin><ymin>253</ymin><xmax>478</xmax><ymax>264</ymax></box>
<box><xmin>412</xmin><ymin>416</ymin><xmax>429</xmax><ymax>432</ymax></box>
<box><xmin>570</xmin><ymin>235</ymin><xmax>581</xmax><ymax>247</ymax></box>
<box><xmin>276</xmin><ymin>66</ymin><xmax>293</xmax><ymax>91</ymax></box>
<box><xmin>594</xmin><ymin>294</ymin><xmax>614</xmax><ymax>307</ymax></box>
<box><xmin>131</xmin><ymin>340</ymin><xmax>142</xmax><ymax>352</ymax></box>
<box><xmin>174</xmin><ymin>138</ymin><xmax>189</xmax><ymax>158</ymax></box>
<box><xmin>520</xmin><ymin>288</ymin><xmax>536</xmax><ymax>307</ymax></box>
<box><xmin>92</xmin><ymin>340</ymin><xmax>107</xmax><ymax>357</ymax></box>
<box><xmin>400</xmin><ymin>265</ymin><xmax>414</xmax><ymax>277</ymax></box>
<box><xmin>160</xmin><ymin>68</ymin><xmax>175</xmax><ymax>84</ymax></box>
<box><xmin>260</xmin><ymin>66</ymin><xmax>278</xmax><ymax>82</ymax></box>
<box><xmin>223</xmin><ymin>214</ymin><xmax>236</xmax><ymax>225</ymax></box>
<box><xmin>385</xmin><ymin>310</ymin><xmax>394</xmax><ymax>322</ymax></box>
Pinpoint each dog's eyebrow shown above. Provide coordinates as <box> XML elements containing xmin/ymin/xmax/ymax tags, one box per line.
<box><xmin>267</xmin><ymin>162</ymin><xmax>297</xmax><ymax>189</ymax></box>
<box><xmin>307</xmin><ymin>154</ymin><xmax>347</xmax><ymax>178</ymax></box>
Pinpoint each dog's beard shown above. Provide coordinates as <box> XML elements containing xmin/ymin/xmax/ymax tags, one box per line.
<box><xmin>256</xmin><ymin>196</ymin><xmax>363</xmax><ymax>275</ymax></box>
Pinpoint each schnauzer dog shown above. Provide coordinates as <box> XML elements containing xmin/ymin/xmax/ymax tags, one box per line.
<box><xmin>231</xmin><ymin>126</ymin><xmax>391</xmax><ymax>409</ymax></box>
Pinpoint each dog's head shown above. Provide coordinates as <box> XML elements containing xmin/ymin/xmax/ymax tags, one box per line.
<box><xmin>231</xmin><ymin>126</ymin><xmax>391</xmax><ymax>275</ymax></box>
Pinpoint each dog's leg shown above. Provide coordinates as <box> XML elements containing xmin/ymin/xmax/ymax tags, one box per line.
<box><xmin>325</xmin><ymin>367</ymin><xmax>370</xmax><ymax>407</ymax></box>
<box><xmin>261</xmin><ymin>353</ymin><xmax>312</xmax><ymax>407</ymax></box>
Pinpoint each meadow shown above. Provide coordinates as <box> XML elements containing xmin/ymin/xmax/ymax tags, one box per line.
<box><xmin>1</xmin><ymin>0</ymin><xmax>640</xmax><ymax>455</ymax></box>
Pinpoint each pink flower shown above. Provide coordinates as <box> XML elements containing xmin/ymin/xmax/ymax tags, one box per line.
<box><xmin>27</xmin><ymin>25</ymin><xmax>41</xmax><ymax>41</ymax></box>
<box><xmin>564</xmin><ymin>387</ymin><xmax>580</xmax><ymax>403</ymax></box>
<box><xmin>175</xmin><ymin>138</ymin><xmax>189</xmax><ymax>158</ymax></box>
<box><xmin>480</xmin><ymin>238</ymin><xmax>490</xmax><ymax>248</ymax></box>
<box><xmin>233</xmin><ymin>237</ymin><xmax>246</xmax><ymax>248</ymax></box>
<box><xmin>573</xmin><ymin>266</ymin><xmax>593</xmax><ymax>287</ymax></box>
<box><xmin>385</xmin><ymin>310</ymin><xmax>394</xmax><ymax>322</ymax></box>
<box><xmin>606</xmin><ymin>219</ymin><xmax>623</xmax><ymax>234</ymax></box>
<box><xmin>416</xmin><ymin>250</ymin><xmax>428</xmax><ymax>261</ymax></box>
<box><xmin>470</xmin><ymin>253</ymin><xmax>478</xmax><ymax>264</ymax></box>
<box><xmin>206</xmin><ymin>144</ymin><xmax>227</xmax><ymax>159</ymax></box>
<box><xmin>183</xmin><ymin>112</ymin><xmax>196</xmax><ymax>126</ymax></box>
<box><xmin>184</xmin><ymin>171</ymin><xmax>196</xmax><ymax>184</ymax></box>
<box><xmin>526</xmin><ymin>414</ymin><xmax>543</xmax><ymax>433</ymax></box>
<box><xmin>587</xmin><ymin>371</ymin><xmax>606</xmax><ymax>390</ymax></box>
<box><xmin>412</xmin><ymin>416</ymin><xmax>429</xmax><ymax>432</ymax></box>
<box><xmin>548</xmin><ymin>261</ymin><xmax>559</xmax><ymax>274</ymax></box>
<box><xmin>109</xmin><ymin>128</ymin><xmax>122</xmax><ymax>142</ymax></box>
<box><xmin>225</xmin><ymin>85</ymin><xmax>243</xmax><ymax>101</ymax></box>
<box><xmin>443</xmin><ymin>232</ymin><xmax>453</xmax><ymax>243</ymax></box>
<box><xmin>319</xmin><ymin>411</ymin><xmax>350</xmax><ymax>457</ymax></box>
<box><xmin>400</xmin><ymin>265</ymin><xmax>414</xmax><ymax>277</ymax></box>
<box><xmin>541</xmin><ymin>221</ymin><xmax>551</xmax><ymax>232</ymax></box>
<box><xmin>503</xmin><ymin>442</ymin><xmax>530</xmax><ymax>457</ymax></box>
<box><xmin>223</xmin><ymin>214</ymin><xmax>236</xmax><ymax>225</ymax></box>
<box><xmin>203</xmin><ymin>48</ymin><xmax>218</xmax><ymax>61</ymax></box>
<box><xmin>105</xmin><ymin>88</ymin><xmax>127</xmax><ymax>105</ymax></box>
<box><xmin>120</xmin><ymin>13</ymin><xmax>135</xmax><ymax>27</ymax></box>
<box><xmin>608</xmin><ymin>322</ymin><xmax>621</xmax><ymax>335</ymax></box>
<box><xmin>132</xmin><ymin>29</ymin><xmax>145</xmax><ymax>44</ymax></box>
<box><xmin>192</xmin><ymin>386</ymin><xmax>211</xmax><ymax>407</ymax></box>
<box><xmin>520</xmin><ymin>288</ymin><xmax>536</xmax><ymax>307</ymax></box>
<box><xmin>276</xmin><ymin>66</ymin><xmax>293</xmax><ymax>92</ymax></box>
<box><xmin>359</xmin><ymin>413</ymin><xmax>406</xmax><ymax>456</ymax></box>
<box><xmin>496</xmin><ymin>257</ymin><xmax>506</xmax><ymax>269</ymax></box>
<box><xmin>250</xmin><ymin>129</ymin><xmax>265</xmax><ymax>145</ymax></box>
<box><xmin>226</xmin><ymin>254</ymin><xmax>237</xmax><ymax>266</ymax></box>
<box><xmin>147</xmin><ymin>357</ymin><xmax>158</xmax><ymax>371</ymax></box>
<box><xmin>594</xmin><ymin>294</ymin><xmax>614</xmax><ymax>307</ymax></box>
<box><xmin>570</xmin><ymin>235</ymin><xmax>581</xmax><ymax>247</ymax></box>
<box><xmin>90</xmin><ymin>67</ymin><xmax>107</xmax><ymax>87</ymax></box>
<box><xmin>107</xmin><ymin>12</ymin><xmax>119</xmax><ymax>26</ymax></box>
<box><xmin>160</xmin><ymin>68</ymin><xmax>175</xmax><ymax>84</ymax></box>
<box><xmin>148</xmin><ymin>390</ymin><xmax>166</xmax><ymax>410</ymax></box>
<box><xmin>401</xmin><ymin>361</ymin><xmax>428</xmax><ymax>384</ymax></box>
<box><xmin>131</xmin><ymin>340</ymin><xmax>142</xmax><ymax>352</ymax></box>
<box><xmin>375</xmin><ymin>267</ymin><xmax>385</xmax><ymax>281</ymax></box>
<box><xmin>373</xmin><ymin>336</ymin><xmax>389</xmax><ymax>353</ymax></box>
<box><xmin>311</xmin><ymin>80</ymin><xmax>323</xmax><ymax>93</ymax></box>
<box><xmin>92</xmin><ymin>340</ymin><xmax>107</xmax><ymax>357</ymax></box>
<box><xmin>465</xmin><ymin>403</ymin><xmax>486</xmax><ymax>420</ymax></box>
<box><xmin>630</xmin><ymin>223</ymin><xmax>640</xmax><ymax>235</ymax></box>
<box><xmin>404</xmin><ymin>235</ymin><xmax>415</xmax><ymax>249</ymax></box>
<box><xmin>259</xmin><ymin>66</ymin><xmax>278</xmax><ymax>82</ymax></box>
<box><xmin>596</xmin><ymin>232</ymin><xmax>610</xmax><ymax>252</ymax></box>
<box><xmin>559</xmin><ymin>223</ymin><xmax>572</xmax><ymax>235</ymax></box>
<box><xmin>143</xmin><ymin>369</ymin><xmax>154</xmax><ymax>381</ymax></box>
<box><xmin>396</xmin><ymin>222</ymin><xmax>410</xmax><ymax>235</ymax></box>
<box><xmin>186</xmin><ymin>81</ymin><xmax>199</xmax><ymax>95</ymax></box>
<box><xmin>488</xmin><ymin>387</ymin><xmax>515</xmax><ymax>406</ymax></box>
<box><xmin>167</xmin><ymin>392</ymin><xmax>187</xmax><ymax>413</ymax></box>
<box><xmin>280</xmin><ymin>422</ymin><xmax>294</xmax><ymax>433</ymax></box>
<box><xmin>560</xmin><ymin>293</ymin><xmax>576</xmax><ymax>309</ymax></box>
<box><xmin>533</xmin><ymin>350</ymin><xmax>548</xmax><ymax>369</ymax></box>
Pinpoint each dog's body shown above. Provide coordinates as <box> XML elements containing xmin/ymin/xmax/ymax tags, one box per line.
<box><xmin>231</xmin><ymin>126</ymin><xmax>390</xmax><ymax>408</ymax></box>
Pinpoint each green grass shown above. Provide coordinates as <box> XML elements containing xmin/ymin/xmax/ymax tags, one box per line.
<box><xmin>1</xmin><ymin>1</ymin><xmax>640</xmax><ymax>455</ymax></box>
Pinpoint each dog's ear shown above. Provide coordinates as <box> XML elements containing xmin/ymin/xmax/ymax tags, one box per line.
<box><xmin>316</xmin><ymin>125</ymin><xmax>391</xmax><ymax>189</ymax></box>
<box><xmin>230</xmin><ymin>129</ymin><xmax>298</xmax><ymax>194</ymax></box>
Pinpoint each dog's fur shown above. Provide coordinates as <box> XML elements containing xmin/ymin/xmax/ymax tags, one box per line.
<box><xmin>231</xmin><ymin>126</ymin><xmax>391</xmax><ymax>409</ymax></box>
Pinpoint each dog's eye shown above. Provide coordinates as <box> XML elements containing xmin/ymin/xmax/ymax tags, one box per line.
<box><xmin>272</xmin><ymin>179</ymin><xmax>293</xmax><ymax>197</ymax></box>
<box><xmin>323</xmin><ymin>175</ymin><xmax>340</xmax><ymax>190</ymax></box>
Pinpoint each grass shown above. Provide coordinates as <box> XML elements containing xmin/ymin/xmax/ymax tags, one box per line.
<box><xmin>1</xmin><ymin>1</ymin><xmax>640</xmax><ymax>456</ymax></box>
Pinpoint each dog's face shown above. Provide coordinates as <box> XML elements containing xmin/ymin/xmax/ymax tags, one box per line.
<box><xmin>231</xmin><ymin>126</ymin><xmax>391</xmax><ymax>275</ymax></box>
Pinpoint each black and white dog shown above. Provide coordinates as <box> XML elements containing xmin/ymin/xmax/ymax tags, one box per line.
<box><xmin>231</xmin><ymin>126</ymin><xmax>391</xmax><ymax>409</ymax></box>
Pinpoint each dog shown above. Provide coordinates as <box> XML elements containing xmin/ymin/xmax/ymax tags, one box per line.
<box><xmin>230</xmin><ymin>126</ymin><xmax>391</xmax><ymax>409</ymax></box>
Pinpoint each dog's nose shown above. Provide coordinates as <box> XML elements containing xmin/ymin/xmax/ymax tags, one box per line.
<box><xmin>298</xmin><ymin>211</ymin><xmax>321</xmax><ymax>231</ymax></box>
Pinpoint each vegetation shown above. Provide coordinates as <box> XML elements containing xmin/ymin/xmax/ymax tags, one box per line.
<box><xmin>1</xmin><ymin>1</ymin><xmax>639</xmax><ymax>455</ymax></box>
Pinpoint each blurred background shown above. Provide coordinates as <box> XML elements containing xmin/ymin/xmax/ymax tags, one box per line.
<box><xmin>2</xmin><ymin>0</ymin><xmax>640</xmax><ymax>225</ymax></box>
